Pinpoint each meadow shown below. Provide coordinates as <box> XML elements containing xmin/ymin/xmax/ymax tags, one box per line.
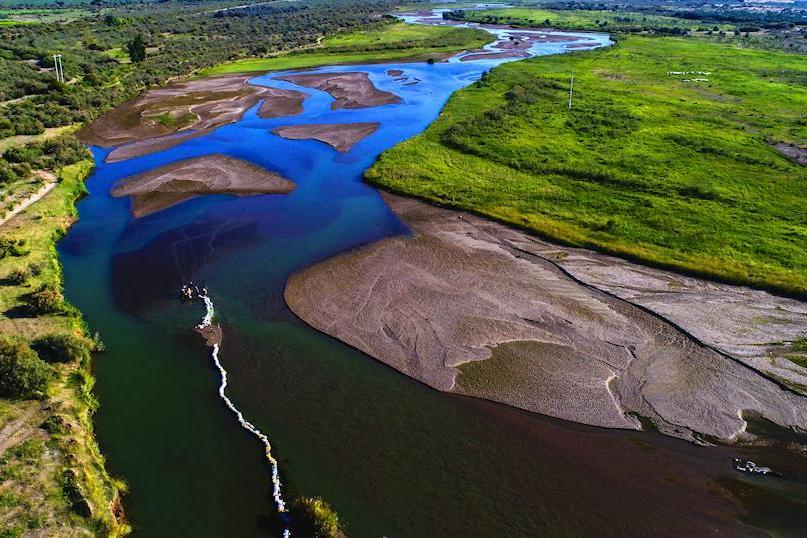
<box><xmin>366</xmin><ymin>36</ymin><xmax>807</xmax><ymax>296</ymax></box>
<box><xmin>454</xmin><ymin>7</ymin><xmax>736</xmax><ymax>33</ymax></box>
<box><xmin>201</xmin><ymin>22</ymin><xmax>492</xmax><ymax>75</ymax></box>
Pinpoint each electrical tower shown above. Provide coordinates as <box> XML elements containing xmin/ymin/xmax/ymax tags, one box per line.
<box><xmin>53</xmin><ymin>54</ymin><xmax>64</xmax><ymax>83</ymax></box>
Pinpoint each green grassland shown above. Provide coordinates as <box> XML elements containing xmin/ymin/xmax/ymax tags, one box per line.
<box><xmin>366</xmin><ymin>36</ymin><xmax>807</xmax><ymax>296</ymax></box>
<box><xmin>461</xmin><ymin>7</ymin><xmax>735</xmax><ymax>33</ymax></box>
<box><xmin>0</xmin><ymin>162</ymin><xmax>128</xmax><ymax>536</ymax></box>
<box><xmin>0</xmin><ymin>8</ymin><xmax>91</xmax><ymax>25</ymax></box>
<box><xmin>201</xmin><ymin>22</ymin><xmax>492</xmax><ymax>75</ymax></box>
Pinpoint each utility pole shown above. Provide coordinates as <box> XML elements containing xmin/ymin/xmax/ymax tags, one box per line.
<box><xmin>53</xmin><ymin>54</ymin><xmax>64</xmax><ymax>83</ymax></box>
<box><xmin>568</xmin><ymin>69</ymin><xmax>574</xmax><ymax>111</ymax></box>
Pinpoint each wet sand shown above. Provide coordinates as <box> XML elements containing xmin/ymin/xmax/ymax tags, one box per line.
<box><xmin>272</xmin><ymin>122</ymin><xmax>379</xmax><ymax>153</ymax></box>
<box><xmin>285</xmin><ymin>193</ymin><xmax>807</xmax><ymax>443</ymax></box>
<box><xmin>111</xmin><ymin>154</ymin><xmax>295</xmax><ymax>217</ymax></box>
<box><xmin>79</xmin><ymin>75</ymin><xmax>307</xmax><ymax>162</ymax></box>
<box><xmin>277</xmin><ymin>72</ymin><xmax>401</xmax><ymax>110</ymax></box>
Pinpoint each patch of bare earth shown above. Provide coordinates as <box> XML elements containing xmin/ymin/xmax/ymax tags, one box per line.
<box><xmin>284</xmin><ymin>193</ymin><xmax>807</xmax><ymax>443</ymax></box>
<box><xmin>277</xmin><ymin>72</ymin><xmax>400</xmax><ymax>110</ymax></box>
<box><xmin>78</xmin><ymin>74</ymin><xmax>307</xmax><ymax>162</ymax></box>
<box><xmin>111</xmin><ymin>154</ymin><xmax>295</xmax><ymax>217</ymax></box>
<box><xmin>272</xmin><ymin>122</ymin><xmax>379</xmax><ymax>152</ymax></box>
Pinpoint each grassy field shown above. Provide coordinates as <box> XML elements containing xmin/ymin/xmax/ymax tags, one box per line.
<box><xmin>0</xmin><ymin>162</ymin><xmax>128</xmax><ymax>536</ymax></box>
<box><xmin>0</xmin><ymin>8</ymin><xmax>91</xmax><ymax>24</ymax></box>
<box><xmin>461</xmin><ymin>7</ymin><xmax>735</xmax><ymax>33</ymax></box>
<box><xmin>366</xmin><ymin>36</ymin><xmax>807</xmax><ymax>297</ymax></box>
<box><xmin>201</xmin><ymin>22</ymin><xmax>492</xmax><ymax>75</ymax></box>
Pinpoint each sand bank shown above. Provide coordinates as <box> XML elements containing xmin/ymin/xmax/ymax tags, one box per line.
<box><xmin>277</xmin><ymin>72</ymin><xmax>400</xmax><ymax>110</ymax></box>
<box><xmin>111</xmin><ymin>154</ymin><xmax>295</xmax><ymax>217</ymax></box>
<box><xmin>285</xmin><ymin>193</ymin><xmax>807</xmax><ymax>443</ymax></box>
<box><xmin>79</xmin><ymin>75</ymin><xmax>307</xmax><ymax>162</ymax></box>
<box><xmin>460</xmin><ymin>51</ymin><xmax>530</xmax><ymax>62</ymax></box>
<box><xmin>272</xmin><ymin>122</ymin><xmax>379</xmax><ymax>153</ymax></box>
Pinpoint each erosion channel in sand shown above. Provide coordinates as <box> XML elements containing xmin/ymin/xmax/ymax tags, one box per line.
<box><xmin>285</xmin><ymin>193</ymin><xmax>807</xmax><ymax>443</ymax></box>
<box><xmin>110</xmin><ymin>154</ymin><xmax>296</xmax><ymax>218</ymax></box>
<box><xmin>79</xmin><ymin>74</ymin><xmax>307</xmax><ymax>162</ymax></box>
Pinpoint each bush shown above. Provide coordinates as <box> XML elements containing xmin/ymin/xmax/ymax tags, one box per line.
<box><xmin>32</xmin><ymin>334</ymin><xmax>92</xmax><ymax>364</ymax></box>
<box><xmin>6</xmin><ymin>267</ymin><xmax>31</xmax><ymax>285</ymax></box>
<box><xmin>27</xmin><ymin>284</ymin><xmax>64</xmax><ymax>314</ymax></box>
<box><xmin>290</xmin><ymin>497</ymin><xmax>343</xmax><ymax>538</ymax></box>
<box><xmin>0</xmin><ymin>336</ymin><xmax>52</xmax><ymax>399</ymax></box>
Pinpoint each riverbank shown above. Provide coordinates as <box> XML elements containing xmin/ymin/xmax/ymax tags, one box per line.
<box><xmin>199</xmin><ymin>22</ymin><xmax>493</xmax><ymax>75</ymax></box>
<box><xmin>366</xmin><ymin>35</ymin><xmax>807</xmax><ymax>297</ymax></box>
<box><xmin>0</xmin><ymin>161</ymin><xmax>128</xmax><ymax>536</ymax></box>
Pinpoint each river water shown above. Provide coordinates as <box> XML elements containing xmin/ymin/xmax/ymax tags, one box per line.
<box><xmin>58</xmin><ymin>10</ymin><xmax>807</xmax><ymax>537</ymax></box>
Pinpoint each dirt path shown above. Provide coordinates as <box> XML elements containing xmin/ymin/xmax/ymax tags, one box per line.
<box><xmin>0</xmin><ymin>172</ymin><xmax>57</xmax><ymax>227</ymax></box>
<box><xmin>0</xmin><ymin>403</ymin><xmax>44</xmax><ymax>457</ymax></box>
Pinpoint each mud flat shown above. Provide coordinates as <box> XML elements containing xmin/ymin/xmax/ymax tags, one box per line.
<box><xmin>285</xmin><ymin>193</ymin><xmax>807</xmax><ymax>443</ymax></box>
<box><xmin>79</xmin><ymin>75</ymin><xmax>307</xmax><ymax>162</ymax></box>
<box><xmin>277</xmin><ymin>72</ymin><xmax>400</xmax><ymax>110</ymax></box>
<box><xmin>272</xmin><ymin>122</ymin><xmax>379</xmax><ymax>153</ymax></box>
<box><xmin>111</xmin><ymin>154</ymin><xmax>295</xmax><ymax>217</ymax></box>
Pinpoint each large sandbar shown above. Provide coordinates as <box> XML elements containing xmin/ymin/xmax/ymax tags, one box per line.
<box><xmin>111</xmin><ymin>154</ymin><xmax>295</xmax><ymax>217</ymax></box>
<box><xmin>79</xmin><ymin>75</ymin><xmax>307</xmax><ymax>162</ymax></box>
<box><xmin>285</xmin><ymin>193</ymin><xmax>807</xmax><ymax>443</ymax></box>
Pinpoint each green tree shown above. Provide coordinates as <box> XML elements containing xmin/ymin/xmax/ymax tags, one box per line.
<box><xmin>32</xmin><ymin>334</ymin><xmax>92</xmax><ymax>364</ymax></box>
<box><xmin>127</xmin><ymin>35</ymin><xmax>147</xmax><ymax>63</ymax></box>
<box><xmin>290</xmin><ymin>497</ymin><xmax>343</xmax><ymax>538</ymax></box>
<box><xmin>0</xmin><ymin>336</ymin><xmax>52</xmax><ymax>399</ymax></box>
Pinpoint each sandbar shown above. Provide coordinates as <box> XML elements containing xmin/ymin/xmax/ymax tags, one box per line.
<box><xmin>79</xmin><ymin>75</ymin><xmax>307</xmax><ymax>162</ymax></box>
<box><xmin>285</xmin><ymin>193</ymin><xmax>807</xmax><ymax>443</ymax></box>
<box><xmin>111</xmin><ymin>154</ymin><xmax>295</xmax><ymax>217</ymax></box>
<box><xmin>277</xmin><ymin>71</ymin><xmax>400</xmax><ymax>110</ymax></box>
<box><xmin>272</xmin><ymin>122</ymin><xmax>379</xmax><ymax>152</ymax></box>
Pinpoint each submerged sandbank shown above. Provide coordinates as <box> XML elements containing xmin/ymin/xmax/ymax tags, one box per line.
<box><xmin>277</xmin><ymin>71</ymin><xmax>400</xmax><ymax>110</ymax></box>
<box><xmin>272</xmin><ymin>122</ymin><xmax>379</xmax><ymax>152</ymax></box>
<box><xmin>79</xmin><ymin>75</ymin><xmax>307</xmax><ymax>162</ymax></box>
<box><xmin>285</xmin><ymin>193</ymin><xmax>807</xmax><ymax>443</ymax></box>
<box><xmin>111</xmin><ymin>154</ymin><xmax>295</xmax><ymax>217</ymax></box>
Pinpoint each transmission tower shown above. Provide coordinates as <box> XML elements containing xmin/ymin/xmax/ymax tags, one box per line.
<box><xmin>53</xmin><ymin>54</ymin><xmax>64</xmax><ymax>83</ymax></box>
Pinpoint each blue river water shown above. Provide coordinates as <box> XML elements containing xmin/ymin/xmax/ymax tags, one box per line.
<box><xmin>56</xmin><ymin>20</ymin><xmax>802</xmax><ymax>538</ymax></box>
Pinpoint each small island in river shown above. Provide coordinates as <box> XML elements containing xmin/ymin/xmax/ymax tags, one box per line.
<box><xmin>111</xmin><ymin>154</ymin><xmax>296</xmax><ymax>217</ymax></box>
<box><xmin>272</xmin><ymin>122</ymin><xmax>379</xmax><ymax>152</ymax></box>
<box><xmin>277</xmin><ymin>71</ymin><xmax>400</xmax><ymax>109</ymax></box>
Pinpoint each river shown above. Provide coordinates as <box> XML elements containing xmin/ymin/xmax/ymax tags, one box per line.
<box><xmin>58</xmin><ymin>9</ymin><xmax>807</xmax><ymax>537</ymax></box>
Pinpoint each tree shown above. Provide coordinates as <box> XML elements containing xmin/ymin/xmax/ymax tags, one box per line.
<box><xmin>290</xmin><ymin>497</ymin><xmax>343</xmax><ymax>538</ymax></box>
<box><xmin>127</xmin><ymin>35</ymin><xmax>147</xmax><ymax>63</ymax></box>
<box><xmin>0</xmin><ymin>336</ymin><xmax>52</xmax><ymax>399</ymax></box>
<box><xmin>32</xmin><ymin>333</ymin><xmax>92</xmax><ymax>363</ymax></box>
<box><xmin>27</xmin><ymin>284</ymin><xmax>64</xmax><ymax>315</ymax></box>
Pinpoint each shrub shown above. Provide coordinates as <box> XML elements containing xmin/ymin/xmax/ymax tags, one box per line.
<box><xmin>290</xmin><ymin>497</ymin><xmax>343</xmax><ymax>538</ymax></box>
<box><xmin>32</xmin><ymin>334</ymin><xmax>92</xmax><ymax>364</ymax></box>
<box><xmin>0</xmin><ymin>336</ymin><xmax>52</xmax><ymax>399</ymax></box>
<box><xmin>6</xmin><ymin>267</ymin><xmax>31</xmax><ymax>285</ymax></box>
<box><xmin>27</xmin><ymin>284</ymin><xmax>64</xmax><ymax>314</ymax></box>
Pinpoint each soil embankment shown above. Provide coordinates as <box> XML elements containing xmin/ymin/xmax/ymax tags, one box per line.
<box><xmin>111</xmin><ymin>154</ymin><xmax>295</xmax><ymax>217</ymax></box>
<box><xmin>79</xmin><ymin>75</ymin><xmax>307</xmax><ymax>162</ymax></box>
<box><xmin>272</xmin><ymin>122</ymin><xmax>379</xmax><ymax>152</ymax></box>
<box><xmin>277</xmin><ymin>72</ymin><xmax>400</xmax><ymax>109</ymax></box>
<box><xmin>285</xmin><ymin>193</ymin><xmax>807</xmax><ymax>443</ymax></box>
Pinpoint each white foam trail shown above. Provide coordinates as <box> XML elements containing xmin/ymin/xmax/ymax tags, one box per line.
<box><xmin>195</xmin><ymin>291</ymin><xmax>291</xmax><ymax>536</ymax></box>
